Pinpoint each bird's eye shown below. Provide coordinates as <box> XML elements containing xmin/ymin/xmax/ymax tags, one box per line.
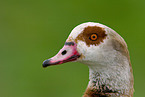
<box><xmin>89</xmin><ymin>34</ymin><xmax>98</xmax><ymax>41</ymax></box>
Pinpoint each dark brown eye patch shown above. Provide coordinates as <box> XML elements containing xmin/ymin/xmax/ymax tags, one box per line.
<box><xmin>75</xmin><ymin>26</ymin><xmax>107</xmax><ymax>46</ymax></box>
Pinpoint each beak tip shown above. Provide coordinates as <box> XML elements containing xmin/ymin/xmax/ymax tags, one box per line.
<box><xmin>42</xmin><ymin>59</ymin><xmax>51</xmax><ymax>68</ymax></box>
<box><xmin>42</xmin><ymin>64</ymin><xmax>48</xmax><ymax>68</ymax></box>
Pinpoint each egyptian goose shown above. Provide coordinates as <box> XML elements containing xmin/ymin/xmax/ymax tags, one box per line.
<box><xmin>42</xmin><ymin>22</ymin><xmax>134</xmax><ymax>97</ymax></box>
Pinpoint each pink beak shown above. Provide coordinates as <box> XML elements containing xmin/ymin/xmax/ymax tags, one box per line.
<box><xmin>42</xmin><ymin>42</ymin><xmax>80</xmax><ymax>68</ymax></box>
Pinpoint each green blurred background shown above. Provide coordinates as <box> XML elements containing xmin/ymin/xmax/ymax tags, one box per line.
<box><xmin>0</xmin><ymin>0</ymin><xmax>145</xmax><ymax>97</ymax></box>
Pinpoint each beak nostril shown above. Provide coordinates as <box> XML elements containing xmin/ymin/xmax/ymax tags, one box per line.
<box><xmin>61</xmin><ymin>50</ymin><xmax>67</xmax><ymax>55</ymax></box>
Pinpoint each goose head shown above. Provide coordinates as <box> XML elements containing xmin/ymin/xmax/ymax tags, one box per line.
<box><xmin>42</xmin><ymin>22</ymin><xmax>134</xmax><ymax>97</ymax></box>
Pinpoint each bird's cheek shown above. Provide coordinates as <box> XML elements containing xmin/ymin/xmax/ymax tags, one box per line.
<box><xmin>42</xmin><ymin>42</ymin><xmax>81</xmax><ymax>67</ymax></box>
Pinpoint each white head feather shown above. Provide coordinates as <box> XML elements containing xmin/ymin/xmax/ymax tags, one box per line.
<box><xmin>66</xmin><ymin>22</ymin><xmax>133</xmax><ymax>96</ymax></box>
